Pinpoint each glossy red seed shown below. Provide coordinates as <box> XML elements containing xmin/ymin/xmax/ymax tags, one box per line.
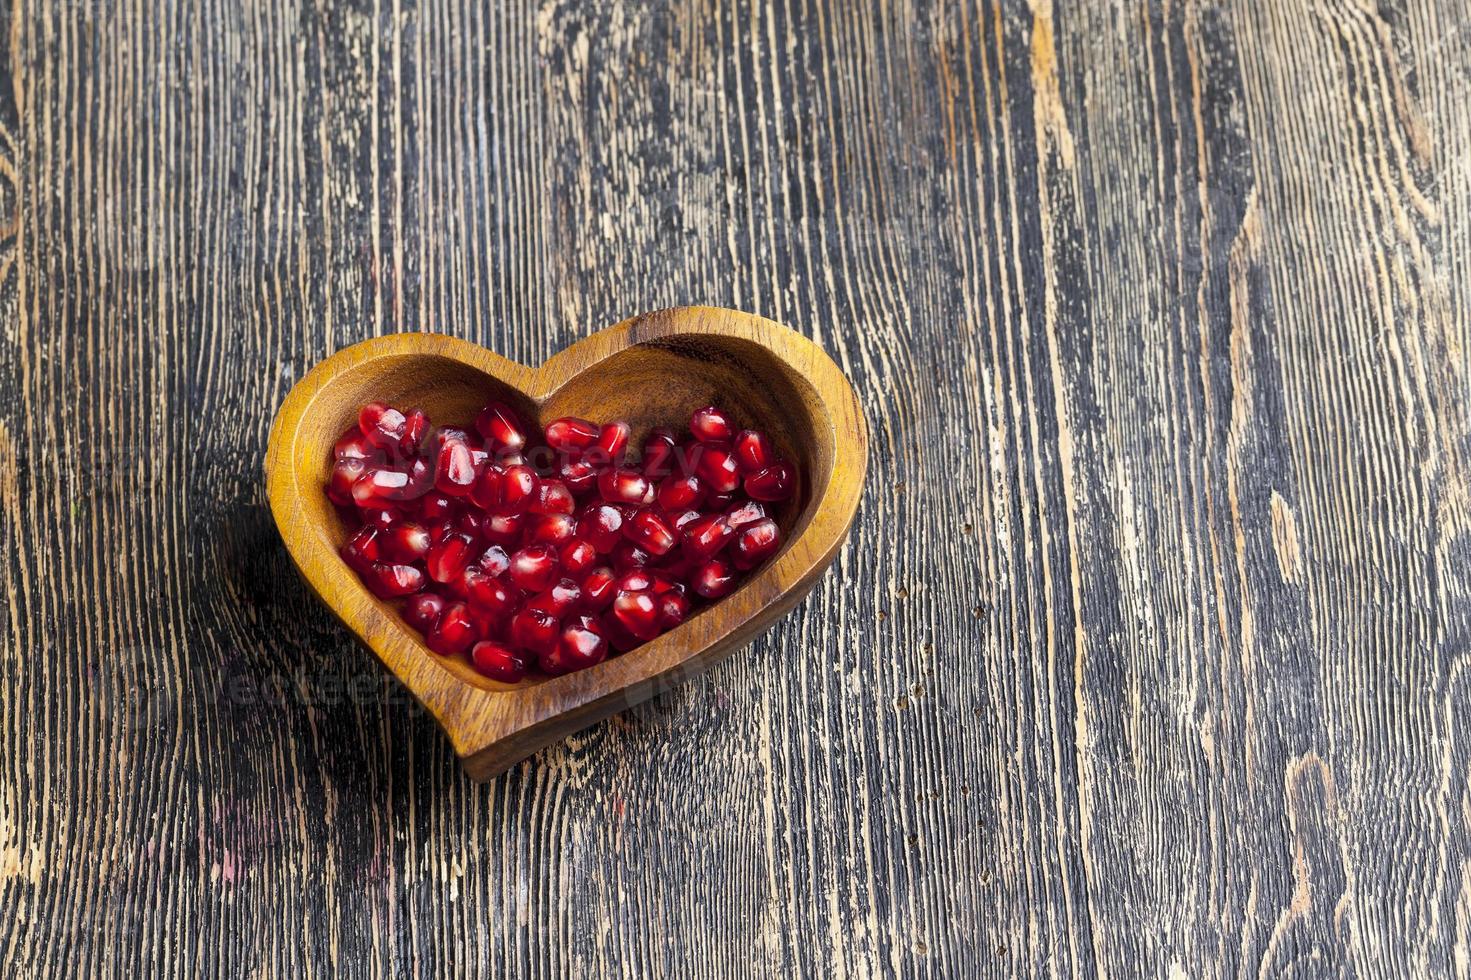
<box><xmin>705</xmin><ymin>491</ymin><xmax>736</xmax><ymax>511</ymax></box>
<box><xmin>690</xmin><ymin>406</ymin><xmax>735</xmax><ymax>444</ymax></box>
<box><xmin>469</xmin><ymin>466</ymin><xmax>501</xmax><ymax>511</ymax></box>
<box><xmin>692</xmin><ymin>559</ymin><xmax>735</xmax><ymax>599</ymax></box>
<box><xmin>580</xmin><ymin>567</ymin><xmax>617</xmax><ymax>610</ymax></box>
<box><xmin>434</xmin><ymin>426</ymin><xmax>471</xmax><ymax>448</ymax></box>
<box><xmin>475</xmin><ymin>544</ymin><xmax>511</xmax><ymax>577</ymax></box>
<box><xmin>560</xmin><ymin>539</ymin><xmax>598</xmax><ymax>577</ymax></box>
<box><xmin>577</xmin><ymin>503</ymin><xmax>625</xmax><ymax>552</ymax></box>
<box><xmin>417</xmin><ymin>491</ymin><xmax>459</xmax><ymax>523</ymax></box>
<box><xmin>545</xmin><ymin>416</ymin><xmax>601</xmax><ymax>452</ymax></box>
<box><xmin>664</xmin><ymin>508</ymin><xmax>703</xmax><ymax>532</ymax></box>
<box><xmin>599</xmin><ymin>467</ymin><xmax>654</xmax><ymax>506</ymax></box>
<box><xmin>615</xmin><ymin>568</ymin><xmax>656</xmax><ymax>594</ymax></box>
<box><xmin>400</xmin><ymin>409</ymin><xmax>430</xmax><ymax>454</ymax></box>
<box><xmin>530</xmin><ymin>479</ymin><xmax>575</xmax><ymax>515</ymax></box>
<box><xmin>559</xmin><ymin>615</ymin><xmax>608</xmax><ymax>670</ymax></box>
<box><xmin>595</xmin><ymin>421</ymin><xmax>631</xmax><ymax>464</ymax></box>
<box><xmin>383</xmin><ymin>522</ymin><xmax>431</xmax><ymax>562</ymax></box>
<box><xmin>508</xmin><ymin>544</ymin><xmax>558</xmax><ymax>593</ymax></box>
<box><xmin>435</xmin><ymin>439</ymin><xmax>477</xmax><ymax>496</ymax></box>
<box><xmin>471</xmin><ymin>641</ymin><xmax>526</xmax><ymax>683</ymax></box>
<box><xmin>733</xmin><ymin>429</ymin><xmax>774</xmax><ymax>471</ymax></box>
<box><xmin>528</xmin><ymin>578</ymin><xmax>582</xmax><ymax>617</ymax></box>
<box><xmin>328</xmin><ymin>458</ymin><xmax>368</xmax><ymax>506</ymax></box>
<box><xmin>612</xmin><ymin>590</ymin><xmax>660</xmax><ymax>641</ymax></box>
<box><xmin>465</xmin><ymin>572</ymin><xmax>518</xmax><ymax>617</ymax></box>
<box><xmin>351</xmin><ymin>466</ymin><xmax>411</xmax><ymax>505</ymax></box>
<box><xmin>529</xmin><ymin>513</ymin><xmax>577</xmax><ymax>546</ymax></box>
<box><xmin>745</xmin><ymin>461</ymin><xmax>795</xmax><ymax>502</ymax></box>
<box><xmin>403</xmin><ymin>592</ymin><xmax>447</xmax><ymax>632</ymax></box>
<box><xmin>601</xmin><ymin>611</ymin><xmax>643</xmax><ymax>652</ymax></box>
<box><xmin>457</xmin><ymin>509</ymin><xmax>490</xmax><ymax>543</ymax></box>
<box><xmin>360</xmin><ymin>402</ymin><xmax>408</xmax><ymax>450</ymax></box>
<box><xmin>624</xmin><ymin>508</ymin><xmax>676</xmax><ymax>555</ymax></box>
<box><xmin>640</xmin><ymin>426</ymin><xmax>679</xmax><ymax>479</ymax></box>
<box><xmin>657</xmin><ymin>591</ymin><xmax>691</xmax><ymax>629</ymax></box>
<box><xmin>725</xmin><ymin>499</ymin><xmax>767</xmax><ymax>528</ymax></box>
<box><xmin>682</xmin><ymin>513</ymin><xmax>736</xmax><ymax>561</ymax></box>
<box><xmin>509</xmin><ymin>606</ymin><xmax>560</xmax><ymax>656</ymax></box>
<box><xmin>612</xmin><ymin>540</ymin><xmax>652</xmax><ymax>571</ymax></box>
<box><xmin>695</xmin><ymin>444</ymin><xmax>741</xmax><ymax>494</ymax></box>
<box><xmin>732</xmin><ymin>517</ymin><xmax>782</xmax><ymax>570</ymax></box>
<box><xmin>558</xmin><ymin>457</ymin><xmax>599</xmax><ymax>496</ymax></box>
<box><xmin>427</xmin><ymin>601</ymin><xmax>477</xmax><ymax>654</ymax></box>
<box><xmin>475</xmin><ymin>401</ymin><xmax>528</xmax><ymax>451</ymax></box>
<box><xmin>335</xmin><ymin>426</ymin><xmax>384</xmax><ymax>463</ymax></box>
<box><xmin>497</xmin><ymin>464</ymin><xmax>540</xmax><ymax>514</ymax></box>
<box><xmin>341</xmin><ymin>525</ymin><xmax>382</xmax><ymax>571</ymax></box>
<box><xmin>363</xmin><ymin>563</ymin><xmax>424</xmax><ymax>598</ymax></box>
<box><xmin>361</xmin><ymin>505</ymin><xmax>403</xmax><ymax>527</ymax></box>
<box><xmin>427</xmin><ymin>531</ymin><xmax>476</xmax><ymax>583</ymax></box>
<box><xmin>656</xmin><ymin>474</ymin><xmax>705</xmax><ymax>512</ymax></box>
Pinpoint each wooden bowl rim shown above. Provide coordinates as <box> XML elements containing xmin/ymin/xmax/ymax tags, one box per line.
<box><xmin>264</xmin><ymin>306</ymin><xmax>867</xmax><ymax>771</ymax></box>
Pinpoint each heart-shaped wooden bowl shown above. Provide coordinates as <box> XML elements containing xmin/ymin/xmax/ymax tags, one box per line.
<box><xmin>265</xmin><ymin>306</ymin><xmax>867</xmax><ymax>778</ymax></box>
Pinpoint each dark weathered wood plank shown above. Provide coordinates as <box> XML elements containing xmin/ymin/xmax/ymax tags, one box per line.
<box><xmin>2</xmin><ymin>0</ymin><xmax>1469</xmax><ymax>976</ymax></box>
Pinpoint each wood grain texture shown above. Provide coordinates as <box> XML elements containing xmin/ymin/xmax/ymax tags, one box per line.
<box><xmin>3</xmin><ymin>0</ymin><xmax>1470</xmax><ymax>976</ymax></box>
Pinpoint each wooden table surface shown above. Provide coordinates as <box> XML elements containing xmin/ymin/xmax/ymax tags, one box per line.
<box><xmin>3</xmin><ymin>1</ymin><xmax>1469</xmax><ymax>976</ymax></box>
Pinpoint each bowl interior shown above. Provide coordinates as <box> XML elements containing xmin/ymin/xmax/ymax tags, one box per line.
<box><xmin>291</xmin><ymin>333</ymin><xmax>833</xmax><ymax>692</ymax></box>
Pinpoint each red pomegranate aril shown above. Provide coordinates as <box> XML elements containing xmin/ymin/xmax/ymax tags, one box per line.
<box><xmin>640</xmin><ymin>426</ymin><xmax>679</xmax><ymax>479</ymax></box>
<box><xmin>690</xmin><ymin>406</ymin><xmax>734</xmax><ymax>443</ymax></box>
<box><xmin>328</xmin><ymin>458</ymin><xmax>368</xmax><ymax>505</ymax></box>
<box><xmin>529</xmin><ymin>513</ymin><xmax>577</xmax><ymax>546</ymax></box>
<box><xmin>664</xmin><ymin>508</ymin><xmax>703</xmax><ymax>532</ymax></box>
<box><xmin>560</xmin><ymin>539</ymin><xmax>598</xmax><ymax>577</ymax></box>
<box><xmin>400</xmin><ymin>409</ymin><xmax>430</xmax><ymax>454</ymax></box>
<box><xmin>612</xmin><ymin>540</ymin><xmax>652</xmax><ymax>571</ymax></box>
<box><xmin>365</xmin><ymin>505</ymin><xmax>405</xmax><ymax>528</ymax></box>
<box><xmin>435</xmin><ymin>440</ymin><xmax>478</xmax><ymax>496</ymax></box>
<box><xmin>733</xmin><ymin>429</ymin><xmax>774</xmax><ymax>471</ymax></box>
<box><xmin>335</xmin><ymin>426</ymin><xmax>384</xmax><ymax>463</ymax></box>
<box><xmin>383</xmin><ymin>522</ymin><xmax>431</xmax><ymax>562</ymax></box>
<box><xmin>364</xmin><ymin>562</ymin><xmax>425</xmax><ymax>598</ymax></box>
<box><xmin>599</xmin><ymin>467</ymin><xmax>654</xmax><ymax>506</ymax></box>
<box><xmin>545</xmin><ymin>416</ymin><xmax>601</xmax><ymax>452</ymax></box>
<box><xmin>725</xmin><ymin>499</ymin><xmax>767</xmax><ymax>529</ymax></box>
<box><xmin>682</xmin><ymin>513</ymin><xmax>737</xmax><ymax>561</ymax></box>
<box><xmin>528</xmin><ymin>578</ymin><xmax>582</xmax><ymax>617</ymax></box>
<box><xmin>595</xmin><ymin>421</ymin><xmax>631</xmax><ymax>464</ymax></box>
<box><xmin>457</xmin><ymin>509</ymin><xmax>490</xmax><ymax>542</ymax></box>
<box><xmin>578</xmin><ymin>503</ymin><xmax>625</xmax><ymax>552</ymax></box>
<box><xmin>509</xmin><ymin>544</ymin><xmax>559</xmax><ymax>592</ymax></box>
<box><xmin>695</xmin><ymin>444</ymin><xmax>741</xmax><ymax>494</ymax></box>
<box><xmin>509</xmin><ymin>606</ymin><xmax>561</xmax><ymax>656</ymax></box>
<box><xmin>417</xmin><ymin>491</ymin><xmax>459</xmax><ymax>523</ymax></box>
<box><xmin>692</xmin><ymin>558</ymin><xmax>735</xmax><ymax>598</ymax></box>
<box><xmin>360</xmin><ymin>402</ymin><xmax>408</xmax><ymax>450</ymax></box>
<box><xmin>530</xmin><ymin>479</ymin><xmax>575</xmax><ymax>515</ymax></box>
<box><xmin>657</xmin><ymin>474</ymin><xmax>705</xmax><ymax>512</ymax></box>
<box><xmin>580</xmin><ymin>567</ymin><xmax>617</xmax><ymax>611</ymax></box>
<box><xmin>427</xmin><ymin>601</ymin><xmax>477</xmax><ymax>654</ymax></box>
<box><xmin>559</xmin><ymin>615</ymin><xmax>608</xmax><ymax>670</ymax></box>
<box><xmin>612</xmin><ymin>590</ymin><xmax>661</xmax><ymax>641</ymax></box>
<box><xmin>615</xmin><ymin>568</ymin><xmax>656</xmax><ymax>594</ymax></box>
<box><xmin>427</xmin><ymin>531</ymin><xmax>476</xmax><ymax>583</ymax></box>
<box><xmin>732</xmin><ymin>517</ymin><xmax>782</xmax><ymax>570</ymax></box>
<box><xmin>483</xmin><ymin>512</ymin><xmax>525</xmax><ymax>546</ymax></box>
<box><xmin>497</xmin><ymin>464</ymin><xmax>540</xmax><ymax>515</ymax></box>
<box><xmin>404</xmin><ymin>592</ymin><xmax>447</xmax><ymax>632</ymax></box>
<box><xmin>465</xmin><ymin>572</ymin><xmax>518</xmax><ymax>617</ymax></box>
<box><xmin>351</xmin><ymin>466</ymin><xmax>410</xmax><ymax>505</ymax></box>
<box><xmin>476</xmin><ymin>544</ymin><xmax>511</xmax><ymax>577</ymax></box>
<box><xmin>705</xmin><ymin>491</ymin><xmax>736</xmax><ymax>511</ymax></box>
<box><xmin>471</xmin><ymin>641</ymin><xmax>527</xmax><ymax>683</ymax></box>
<box><xmin>475</xmin><ymin>401</ymin><xmax>528</xmax><ymax>451</ymax></box>
<box><xmin>341</xmin><ymin>525</ymin><xmax>382</xmax><ymax>571</ymax></box>
<box><xmin>745</xmin><ymin>461</ymin><xmax>795</xmax><ymax>502</ymax></box>
<box><xmin>601</xmin><ymin>611</ymin><xmax>643</xmax><ymax>652</ymax></box>
<box><xmin>624</xmin><ymin>508</ymin><xmax>677</xmax><ymax>555</ymax></box>
<box><xmin>434</xmin><ymin>426</ymin><xmax>471</xmax><ymax>448</ymax></box>
<box><xmin>657</xmin><ymin>591</ymin><xmax>691</xmax><ymax>629</ymax></box>
<box><xmin>558</xmin><ymin>457</ymin><xmax>599</xmax><ymax>496</ymax></box>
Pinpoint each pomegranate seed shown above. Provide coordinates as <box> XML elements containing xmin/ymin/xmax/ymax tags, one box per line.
<box><xmin>483</xmin><ymin>512</ymin><xmax>525</xmax><ymax>546</ymax></box>
<box><xmin>657</xmin><ymin>474</ymin><xmax>705</xmax><ymax>511</ymax></box>
<box><xmin>580</xmin><ymin>567</ymin><xmax>617</xmax><ymax>611</ymax></box>
<box><xmin>690</xmin><ymin>406</ymin><xmax>735</xmax><ymax>443</ymax></box>
<box><xmin>595</xmin><ymin>421</ymin><xmax>631</xmax><ymax>464</ymax></box>
<box><xmin>328</xmin><ymin>458</ymin><xmax>369</xmax><ymax>505</ymax></box>
<box><xmin>509</xmin><ymin>544</ymin><xmax>558</xmax><ymax>592</ymax></box>
<box><xmin>648</xmin><ymin>571</ymin><xmax>683</xmax><ymax>595</ymax></box>
<box><xmin>545</xmin><ymin>417</ymin><xmax>601</xmax><ymax>452</ymax></box>
<box><xmin>733</xmin><ymin>429</ymin><xmax>774</xmax><ymax>471</ymax></box>
<box><xmin>458</xmin><ymin>510</ymin><xmax>492</xmax><ymax>543</ymax></box>
<box><xmin>434</xmin><ymin>426</ymin><xmax>471</xmax><ymax>448</ymax></box>
<box><xmin>404</xmin><ymin>593</ymin><xmax>446</xmax><ymax>632</ymax></box>
<box><xmin>475</xmin><ymin>401</ymin><xmax>527</xmax><ymax>451</ymax></box>
<box><xmin>682</xmin><ymin>513</ymin><xmax>736</xmax><ymax>561</ymax></box>
<box><xmin>429</xmin><ymin>520</ymin><xmax>458</xmax><ymax>543</ymax></box>
<box><xmin>615</xmin><ymin>568</ymin><xmax>656</xmax><ymax>594</ymax></box>
<box><xmin>469</xmin><ymin>466</ymin><xmax>502</xmax><ymax>511</ymax></box>
<box><xmin>509</xmin><ymin>606</ymin><xmax>560</xmax><ymax>656</ymax></box>
<box><xmin>335</xmin><ymin>426</ymin><xmax>385</xmax><ymax>463</ymax></box>
<box><xmin>363</xmin><ymin>562</ymin><xmax>424</xmax><ymax>598</ymax></box>
<box><xmin>351</xmin><ymin>466</ymin><xmax>411</xmax><ymax>505</ymax></box>
<box><xmin>400</xmin><ymin>409</ymin><xmax>430</xmax><ymax>454</ymax></box>
<box><xmin>640</xmin><ymin>426</ymin><xmax>679</xmax><ymax>479</ymax></box>
<box><xmin>704</xmin><ymin>491</ymin><xmax>736</xmax><ymax>511</ymax></box>
<box><xmin>695</xmin><ymin>444</ymin><xmax>741</xmax><ymax>494</ymax></box>
<box><xmin>745</xmin><ymin>461</ymin><xmax>795</xmax><ymax>501</ymax></box>
<box><xmin>560</xmin><ymin>539</ymin><xmax>598</xmax><ymax>577</ymax></box>
<box><xmin>559</xmin><ymin>615</ymin><xmax>608</xmax><ymax>670</ymax></box>
<box><xmin>359</xmin><ymin>402</ymin><xmax>408</xmax><ymax>450</ymax></box>
<box><xmin>665</xmin><ymin>508</ymin><xmax>703</xmax><ymax>532</ymax></box>
<box><xmin>612</xmin><ymin>540</ymin><xmax>652</xmax><ymax>571</ymax></box>
<box><xmin>435</xmin><ymin>440</ymin><xmax>478</xmax><ymax>496</ymax></box>
<box><xmin>577</xmin><ymin>503</ymin><xmax>625</xmax><ymax>552</ymax></box>
<box><xmin>383</xmin><ymin>522</ymin><xmax>431</xmax><ymax>562</ymax></box>
<box><xmin>427</xmin><ymin>531</ymin><xmax>476</xmax><ymax>583</ymax></box>
<box><xmin>612</xmin><ymin>590</ymin><xmax>660</xmax><ymax>641</ymax></box>
<box><xmin>601</xmin><ymin>611</ymin><xmax>643</xmax><ymax>652</ymax></box>
<box><xmin>558</xmin><ymin>457</ymin><xmax>599</xmax><ymax>496</ymax></box>
<box><xmin>476</xmin><ymin>544</ymin><xmax>511</xmax><ymax>576</ymax></box>
<box><xmin>725</xmin><ymin>499</ymin><xmax>767</xmax><ymax>528</ymax></box>
<box><xmin>529</xmin><ymin>513</ymin><xmax>577</xmax><ymax>546</ymax></box>
<box><xmin>471</xmin><ymin>641</ymin><xmax>527</xmax><ymax>682</ymax></box>
<box><xmin>692</xmin><ymin>559</ymin><xmax>735</xmax><ymax>598</ymax></box>
<box><xmin>657</xmin><ymin>591</ymin><xmax>691</xmax><ymax>629</ymax></box>
<box><xmin>427</xmin><ymin>601</ymin><xmax>477</xmax><ymax>654</ymax></box>
<box><xmin>732</xmin><ymin>517</ymin><xmax>782</xmax><ymax>569</ymax></box>
<box><xmin>496</xmin><ymin>464</ymin><xmax>540</xmax><ymax>515</ymax></box>
<box><xmin>464</xmin><ymin>572</ymin><xmax>518</xmax><ymax>617</ymax></box>
<box><xmin>624</xmin><ymin>508</ymin><xmax>676</xmax><ymax>555</ymax></box>
<box><xmin>417</xmin><ymin>491</ymin><xmax>459</xmax><ymax>523</ymax></box>
<box><xmin>599</xmin><ymin>467</ymin><xmax>654</xmax><ymax>506</ymax></box>
<box><xmin>361</xmin><ymin>505</ymin><xmax>402</xmax><ymax>528</ymax></box>
<box><xmin>341</xmin><ymin>525</ymin><xmax>382</xmax><ymax>571</ymax></box>
<box><xmin>528</xmin><ymin>578</ymin><xmax>582</xmax><ymax>617</ymax></box>
<box><xmin>530</xmin><ymin>479</ymin><xmax>575</xmax><ymax>515</ymax></box>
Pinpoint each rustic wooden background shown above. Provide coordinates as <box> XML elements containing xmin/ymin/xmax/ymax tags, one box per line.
<box><xmin>2</xmin><ymin>0</ymin><xmax>1469</xmax><ymax>975</ymax></box>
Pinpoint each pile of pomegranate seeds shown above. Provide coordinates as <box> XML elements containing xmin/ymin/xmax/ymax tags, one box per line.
<box><xmin>327</xmin><ymin>400</ymin><xmax>796</xmax><ymax>682</ymax></box>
